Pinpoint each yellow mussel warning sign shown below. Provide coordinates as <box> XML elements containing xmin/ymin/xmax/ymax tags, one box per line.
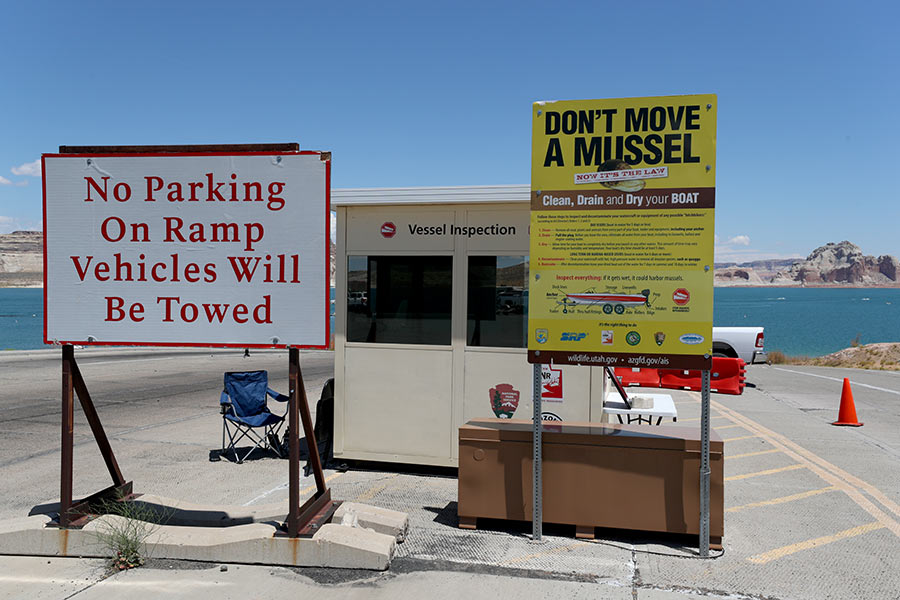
<box><xmin>528</xmin><ymin>94</ymin><xmax>716</xmax><ymax>370</ymax></box>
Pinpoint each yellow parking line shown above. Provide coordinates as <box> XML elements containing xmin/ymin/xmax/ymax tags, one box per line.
<box><xmin>748</xmin><ymin>522</ymin><xmax>885</xmax><ymax>564</ymax></box>
<box><xmin>301</xmin><ymin>471</ymin><xmax>344</xmax><ymax>496</ymax></box>
<box><xmin>678</xmin><ymin>415</ymin><xmax>727</xmax><ymax>422</ymax></box>
<box><xmin>713</xmin><ymin>424</ymin><xmax>744</xmax><ymax>431</ymax></box>
<box><xmin>725</xmin><ymin>464</ymin><xmax>805</xmax><ymax>481</ymax></box>
<box><xmin>355</xmin><ymin>474</ymin><xmax>399</xmax><ymax>502</ymax></box>
<box><xmin>685</xmin><ymin>390</ymin><xmax>900</xmax><ymax>541</ymax></box>
<box><xmin>728</xmin><ymin>449</ymin><xmax>780</xmax><ymax>460</ymax></box>
<box><xmin>722</xmin><ymin>434</ymin><xmax>760</xmax><ymax>442</ymax></box>
<box><xmin>726</xmin><ymin>486</ymin><xmax>838</xmax><ymax>513</ymax></box>
<box><xmin>710</xmin><ymin>400</ymin><xmax>900</xmax><ymax>538</ymax></box>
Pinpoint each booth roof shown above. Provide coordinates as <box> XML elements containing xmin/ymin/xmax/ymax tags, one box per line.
<box><xmin>331</xmin><ymin>184</ymin><xmax>530</xmax><ymax>206</ymax></box>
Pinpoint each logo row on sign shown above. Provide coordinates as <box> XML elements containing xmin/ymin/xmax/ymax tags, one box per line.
<box><xmin>537</xmin><ymin>329</ymin><xmax>704</xmax><ymax>347</ymax></box>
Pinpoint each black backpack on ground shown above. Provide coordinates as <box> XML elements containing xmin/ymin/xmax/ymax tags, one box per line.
<box><xmin>282</xmin><ymin>378</ymin><xmax>346</xmax><ymax>473</ymax></box>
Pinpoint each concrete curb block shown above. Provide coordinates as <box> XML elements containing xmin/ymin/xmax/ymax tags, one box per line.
<box><xmin>334</xmin><ymin>502</ymin><xmax>409</xmax><ymax>542</ymax></box>
<box><xmin>111</xmin><ymin>495</ymin><xmax>410</xmax><ymax>543</ymax></box>
<box><xmin>0</xmin><ymin>513</ymin><xmax>396</xmax><ymax>570</ymax></box>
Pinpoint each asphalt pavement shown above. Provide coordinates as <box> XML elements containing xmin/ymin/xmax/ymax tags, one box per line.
<box><xmin>0</xmin><ymin>350</ymin><xmax>898</xmax><ymax>599</ymax></box>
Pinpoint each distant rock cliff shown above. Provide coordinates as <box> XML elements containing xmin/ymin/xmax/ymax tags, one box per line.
<box><xmin>0</xmin><ymin>231</ymin><xmax>42</xmax><ymax>287</ymax></box>
<box><xmin>713</xmin><ymin>267</ymin><xmax>766</xmax><ymax>286</ymax></box>
<box><xmin>770</xmin><ymin>241</ymin><xmax>900</xmax><ymax>286</ymax></box>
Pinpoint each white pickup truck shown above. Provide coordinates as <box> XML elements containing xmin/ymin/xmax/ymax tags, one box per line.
<box><xmin>712</xmin><ymin>327</ymin><xmax>767</xmax><ymax>364</ymax></box>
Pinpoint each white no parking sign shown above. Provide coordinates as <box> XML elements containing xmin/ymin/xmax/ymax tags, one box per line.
<box><xmin>42</xmin><ymin>151</ymin><xmax>330</xmax><ymax>348</ymax></box>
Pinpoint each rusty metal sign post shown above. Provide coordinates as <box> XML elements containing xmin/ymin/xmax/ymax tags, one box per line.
<box><xmin>58</xmin><ymin>344</ymin><xmax>132</xmax><ymax>527</ymax></box>
<box><xmin>57</xmin><ymin>344</ymin><xmax>334</xmax><ymax>535</ymax></box>
<box><xmin>285</xmin><ymin>347</ymin><xmax>338</xmax><ymax>536</ymax></box>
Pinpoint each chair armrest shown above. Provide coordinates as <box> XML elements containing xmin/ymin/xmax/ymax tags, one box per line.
<box><xmin>267</xmin><ymin>388</ymin><xmax>289</xmax><ymax>403</ymax></box>
<box><xmin>220</xmin><ymin>390</ymin><xmax>232</xmax><ymax>414</ymax></box>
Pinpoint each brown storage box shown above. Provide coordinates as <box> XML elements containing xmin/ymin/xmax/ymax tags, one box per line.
<box><xmin>458</xmin><ymin>419</ymin><xmax>723</xmax><ymax>543</ymax></box>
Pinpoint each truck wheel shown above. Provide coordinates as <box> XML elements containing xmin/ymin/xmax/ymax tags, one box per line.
<box><xmin>712</xmin><ymin>343</ymin><xmax>738</xmax><ymax>359</ymax></box>
<box><xmin>603</xmin><ymin>304</ymin><xmax>613</xmax><ymax>314</ymax></box>
<box><xmin>614</xmin><ymin>304</ymin><xmax>625</xmax><ymax>314</ymax></box>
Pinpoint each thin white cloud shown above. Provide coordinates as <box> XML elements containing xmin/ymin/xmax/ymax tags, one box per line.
<box><xmin>0</xmin><ymin>216</ymin><xmax>42</xmax><ymax>234</ymax></box>
<box><xmin>0</xmin><ymin>175</ymin><xmax>28</xmax><ymax>186</ymax></box>
<box><xmin>11</xmin><ymin>159</ymin><xmax>41</xmax><ymax>177</ymax></box>
<box><xmin>715</xmin><ymin>233</ymin><xmax>751</xmax><ymax>254</ymax></box>
<box><xmin>330</xmin><ymin>211</ymin><xmax>336</xmax><ymax>243</ymax></box>
<box><xmin>714</xmin><ymin>233</ymin><xmax>796</xmax><ymax>263</ymax></box>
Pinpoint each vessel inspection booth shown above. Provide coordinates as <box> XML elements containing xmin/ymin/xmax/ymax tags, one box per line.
<box><xmin>333</xmin><ymin>185</ymin><xmax>611</xmax><ymax>467</ymax></box>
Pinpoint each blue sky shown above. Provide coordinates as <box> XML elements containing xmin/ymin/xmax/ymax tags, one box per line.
<box><xmin>2</xmin><ymin>1</ymin><xmax>897</xmax><ymax>263</ymax></box>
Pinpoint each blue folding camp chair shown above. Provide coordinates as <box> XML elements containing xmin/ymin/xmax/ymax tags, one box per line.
<box><xmin>219</xmin><ymin>370</ymin><xmax>289</xmax><ymax>463</ymax></box>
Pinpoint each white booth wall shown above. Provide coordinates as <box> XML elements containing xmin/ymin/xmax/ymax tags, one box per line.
<box><xmin>333</xmin><ymin>186</ymin><xmax>607</xmax><ymax>467</ymax></box>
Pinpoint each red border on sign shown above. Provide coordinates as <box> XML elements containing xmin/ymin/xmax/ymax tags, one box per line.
<box><xmin>41</xmin><ymin>151</ymin><xmax>331</xmax><ymax>350</ymax></box>
<box><xmin>41</xmin><ymin>154</ymin><xmax>48</xmax><ymax>348</ymax></box>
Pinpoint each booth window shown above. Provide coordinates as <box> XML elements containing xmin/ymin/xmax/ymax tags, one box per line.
<box><xmin>467</xmin><ymin>256</ymin><xmax>529</xmax><ymax>348</ymax></box>
<box><xmin>347</xmin><ymin>256</ymin><xmax>452</xmax><ymax>345</ymax></box>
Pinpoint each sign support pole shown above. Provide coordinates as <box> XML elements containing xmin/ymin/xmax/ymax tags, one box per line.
<box><xmin>699</xmin><ymin>368</ymin><xmax>711</xmax><ymax>557</ymax></box>
<box><xmin>285</xmin><ymin>347</ymin><xmax>336</xmax><ymax>538</ymax></box>
<box><xmin>287</xmin><ymin>348</ymin><xmax>302</xmax><ymax>536</ymax></box>
<box><xmin>60</xmin><ymin>345</ymin><xmax>74</xmax><ymax>527</ymax></box>
<box><xmin>58</xmin><ymin>344</ymin><xmax>132</xmax><ymax>528</ymax></box>
<box><xmin>532</xmin><ymin>362</ymin><xmax>543</xmax><ymax>541</ymax></box>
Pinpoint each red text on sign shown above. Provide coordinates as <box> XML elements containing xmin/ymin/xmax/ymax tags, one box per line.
<box><xmin>156</xmin><ymin>295</ymin><xmax>272</xmax><ymax>324</ymax></box>
<box><xmin>163</xmin><ymin>217</ymin><xmax>264</xmax><ymax>252</ymax></box>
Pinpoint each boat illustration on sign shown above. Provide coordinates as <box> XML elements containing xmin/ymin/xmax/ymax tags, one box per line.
<box><xmin>559</xmin><ymin>289</ymin><xmax>651</xmax><ymax>314</ymax></box>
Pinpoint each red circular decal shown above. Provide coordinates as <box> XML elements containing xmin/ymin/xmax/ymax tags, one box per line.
<box><xmin>380</xmin><ymin>222</ymin><xmax>396</xmax><ymax>238</ymax></box>
<box><xmin>673</xmin><ymin>288</ymin><xmax>690</xmax><ymax>305</ymax></box>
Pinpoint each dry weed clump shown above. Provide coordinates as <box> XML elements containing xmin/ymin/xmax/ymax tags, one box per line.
<box><xmin>770</xmin><ymin>343</ymin><xmax>900</xmax><ymax>371</ymax></box>
<box><xmin>92</xmin><ymin>497</ymin><xmax>171</xmax><ymax>571</ymax></box>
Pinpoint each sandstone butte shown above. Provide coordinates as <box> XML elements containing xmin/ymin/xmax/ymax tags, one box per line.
<box><xmin>715</xmin><ymin>241</ymin><xmax>900</xmax><ymax>288</ymax></box>
<box><xmin>0</xmin><ymin>231</ymin><xmax>42</xmax><ymax>287</ymax></box>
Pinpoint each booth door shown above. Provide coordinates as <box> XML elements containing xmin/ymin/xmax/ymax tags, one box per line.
<box><xmin>340</xmin><ymin>252</ymin><xmax>456</xmax><ymax>465</ymax></box>
<box><xmin>343</xmin><ymin>346</ymin><xmax>453</xmax><ymax>463</ymax></box>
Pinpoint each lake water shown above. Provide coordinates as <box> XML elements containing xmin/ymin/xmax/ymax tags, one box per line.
<box><xmin>2</xmin><ymin>287</ymin><xmax>899</xmax><ymax>356</ymax></box>
<box><xmin>713</xmin><ymin>287</ymin><xmax>900</xmax><ymax>357</ymax></box>
<box><xmin>0</xmin><ymin>288</ymin><xmax>43</xmax><ymax>351</ymax></box>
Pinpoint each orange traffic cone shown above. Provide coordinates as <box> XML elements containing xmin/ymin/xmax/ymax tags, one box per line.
<box><xmin>832</xmin><ymin>378</ymin><xmax>863</xmax><ymax>427</ymax></box>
